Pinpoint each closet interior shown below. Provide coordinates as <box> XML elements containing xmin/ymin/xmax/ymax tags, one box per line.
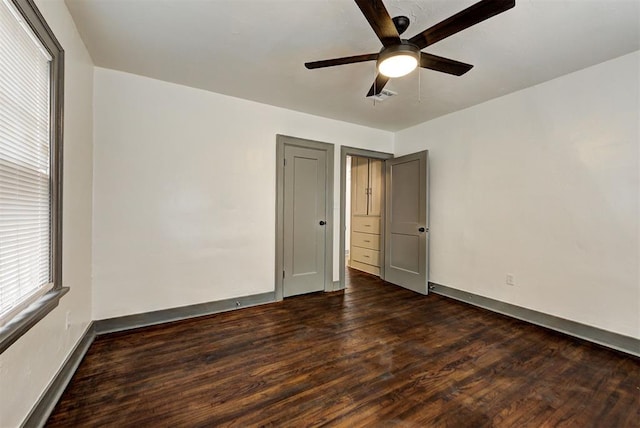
<box><xmin>347</xmin><ymin>156</ymin><xmax>383</xmax><ymax>277</ymax></box>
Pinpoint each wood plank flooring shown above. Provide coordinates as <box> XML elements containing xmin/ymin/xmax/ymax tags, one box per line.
<box><xmin>47</xmin><ymin>269</ymin><xmax>640</xmax><ymax>427</ymax></box>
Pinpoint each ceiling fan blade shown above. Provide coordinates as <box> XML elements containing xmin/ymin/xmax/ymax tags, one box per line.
<box><xmin>409</xmin><ymin>0</ymin><xmax>515</xmax><ymax>49</ymax></box>
<box><xmin>420</xmin><ymin>52</ymin><xmax>473</xmax><ymax>76</ymax></box>
<box><xmin>354</xmin><ymin>0</ymin><xmax>401</xmax><ymax>47</ymax></box>
<box><xmin>366</xmin><ymin>74</ymin><xmax>390</xmax><ymax>97</ymax></box>
<box><xmin>305</xmin><ymin>53</ymin><xmax>378</xmax><ymax>69</ymax></box>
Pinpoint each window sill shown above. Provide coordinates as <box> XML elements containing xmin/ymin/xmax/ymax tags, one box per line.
<box><xmin>0</xmin><ymin>287</ymin><xmax>69</xmax><ymax>354</ymax></box>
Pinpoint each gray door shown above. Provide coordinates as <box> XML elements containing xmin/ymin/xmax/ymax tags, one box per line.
<box><xmin>283</xmin><ymin>145</ymin><xmax>327</xmax><ymax>297</ymax></box>
<box><xmin>384</xmin><ymin>151</ymin><xmax>429</xmax><ymax>294</ymax></box>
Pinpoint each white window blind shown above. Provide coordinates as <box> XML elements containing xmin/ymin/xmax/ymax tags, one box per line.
<box><xmin>0</xmin><ymin>0</ymin><xmax>53</xmax><ymax>325</ymax></box>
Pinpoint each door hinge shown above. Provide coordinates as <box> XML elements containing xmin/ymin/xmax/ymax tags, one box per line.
<box><xmin>282</xmin><ymin>270</ymin><xmax>285</xmax><ymax>279</ymax></box>
<box><xmin>284</xmin><ymin>158</ymin><xmax>287</xmax><ymax>167</ymax></box>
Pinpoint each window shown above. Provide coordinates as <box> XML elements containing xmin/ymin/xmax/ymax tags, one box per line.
<box><xmin>0</xmin><ymin>0</ymin><xmax>65</xmax><ymax>354</ymax></box>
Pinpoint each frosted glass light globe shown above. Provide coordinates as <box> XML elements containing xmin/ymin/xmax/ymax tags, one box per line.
<box><xmin>378</xmin><ymin>54</ymin><xmax>418</xmax><ymax>78</ymax></box>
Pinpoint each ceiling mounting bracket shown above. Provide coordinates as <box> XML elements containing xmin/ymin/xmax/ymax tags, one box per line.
<box><xmin>392</xmin><ymin>16</ymin><xmax>410</xmax><ymax>35</ymax></box>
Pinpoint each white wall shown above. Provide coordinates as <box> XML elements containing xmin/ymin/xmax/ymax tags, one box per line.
<box><xmin>0</xmin><ymin>0</ymin><xmax>94</xmax><ymax>426</ymax></box>
<box><xmin>396</xmin><ymin>51</ymin><xmax>639</xmax><ymax>339</ymax></box>
<box><xmin>92</xmin><ymin>68</ymin><xmax>393</xmax><ymax>320</ymax></box>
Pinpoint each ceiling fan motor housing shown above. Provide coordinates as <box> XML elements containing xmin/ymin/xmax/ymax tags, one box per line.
<box><xmin>377</xmin><ymin>41</ymin><xmax>420</xmax><ymax>62</ymax></box>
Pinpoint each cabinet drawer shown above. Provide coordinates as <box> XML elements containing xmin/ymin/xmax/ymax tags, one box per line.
<box><xmin>351</xmin><ymin>246</ymin><xmax>380</xmax><ymax>267</ymax></box>
<box><xmin>349</xmin><ymin>260</ymin><xmax>380</xmax><ymax>276</ymax></box>
<box><xmin>352</xmin><ymin>231</ymin><xmax>380</xmax><ymax>250</ymax></box>
<box><xmin>352</xmin><ymin>216</ymin><xmax>380</xmax><ymax>234</ymax></box>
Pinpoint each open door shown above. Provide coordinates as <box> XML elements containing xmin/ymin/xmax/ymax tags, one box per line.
<box><xmin>384</xmin><ymin>151</ymin><xmax>428</xmax><ymax>294</ymax></box>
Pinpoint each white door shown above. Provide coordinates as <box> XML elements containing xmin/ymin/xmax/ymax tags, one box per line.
<box><xmin>283</xmin><ymin>145</ymin><xmax>327</xmax><ymax>297</ymax></box>
<box><xmin>384</xmin><ymin>151</ymin><xmax>429</xmax><ymax>294</ymax></box>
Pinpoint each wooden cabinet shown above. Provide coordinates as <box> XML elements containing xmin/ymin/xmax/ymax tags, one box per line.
<box><xmin>351</xmin><ymin>156</ymin><xmax>369</xmax><ymax>216</ymax></box>
<box><xmin>368</xmin><ymin>158</ymin><xmax>382</xmax><ymax>216</ymax></box>
<box><xmin>351</xmin><ymin>157</ymin><xmax>382</xmax><ymax>216</ymax></box>
<box><xmin>349</xmin><ymin>157</ymin><xmax>382</xmax><ymax>276</ymax></box>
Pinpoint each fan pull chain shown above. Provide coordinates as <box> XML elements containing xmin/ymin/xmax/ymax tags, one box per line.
<box><xmin>418</xmin><ymin>67</ymin><xmax>421</xmax><ymax>103</ymax></box>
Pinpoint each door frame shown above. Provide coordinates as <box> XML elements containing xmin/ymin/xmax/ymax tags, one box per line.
<box><xmin>338</xmin><ymin>146</ymin><xmax>393</xmax><ymax>291</ymax></box>
<box><xmin>275</xmin><ymin>135</ymin><xmax>334</xmax><ymax>301</ymax></box>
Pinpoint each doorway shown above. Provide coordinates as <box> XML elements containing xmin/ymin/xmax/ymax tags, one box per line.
<box><xmin>339</xmin><ymin>147</ymin><xmax>393</xmax><ymax>290</ymax></box>
<box><xmin>339</xmin><ymin>147</ymin><xmax>430</xmax><ymax>294</ymax></box>
<box><xmin>275</xmin><ymin>135</ymin><xmax>334</xmax><ymax>300</ymax></box>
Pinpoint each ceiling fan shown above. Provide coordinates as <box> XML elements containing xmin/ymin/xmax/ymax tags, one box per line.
<box><xmin>305</xmin><ymin>0</ymin><xmax>516</xmax><ymax>97</ymax></box>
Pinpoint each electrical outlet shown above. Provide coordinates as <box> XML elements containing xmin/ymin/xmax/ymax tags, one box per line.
<box><xmin>506</xmin><ymin>274</ymin><xmax>515</xmax><ymax>286</ymax></box>
<box><xmin>65</xmin><ymin>311</ymin><xmax>71</xmax><ymax>330</ymax></box>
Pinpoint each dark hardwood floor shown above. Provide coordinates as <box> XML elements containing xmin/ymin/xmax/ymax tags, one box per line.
<box><xmin>47</xmin><ymin>269</ymin><xmax>640</xmax><ymax>427</ymax></box>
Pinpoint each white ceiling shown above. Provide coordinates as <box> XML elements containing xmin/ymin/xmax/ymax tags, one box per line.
<box><xmin>64</xmin><ymin>0</ymin><xmax>640</xmax><ymax>132</ymax></box>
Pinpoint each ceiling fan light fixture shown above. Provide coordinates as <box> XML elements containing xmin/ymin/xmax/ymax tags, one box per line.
<box><xmin>377</xmin><ymin>43</ymin><xmax>419</xmax><ymax>78</ymax></box>
<box><xmin>378</xmin><ymin>54</ymin><xmax>417</xmax><ymax>78</ymax></box>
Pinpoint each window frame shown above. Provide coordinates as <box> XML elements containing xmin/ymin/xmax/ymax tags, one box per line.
<box><xmin>0</xmin><ymin>0</ymin><xmax>66</xmax><ymax>354</ymax></box>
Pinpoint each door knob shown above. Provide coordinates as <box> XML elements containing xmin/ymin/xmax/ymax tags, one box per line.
<box><xmin>319</xmin><ymin>221</ymin><xmax>326</xmax><ymax>226</ymax></box>
<box><xmin>418</xmin><ymin>227</ymin><xmax>426</xmax><ymax>233</ymax></box>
